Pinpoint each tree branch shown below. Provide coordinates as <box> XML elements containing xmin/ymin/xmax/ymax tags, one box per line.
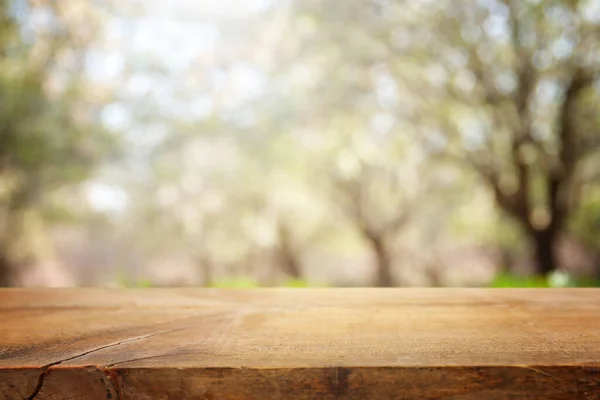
<box><xmin>330</xmin><ymin>170</ymin><xmax>375</xmax><ymax>238</ymax></box>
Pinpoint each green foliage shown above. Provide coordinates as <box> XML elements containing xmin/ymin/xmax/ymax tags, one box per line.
<box><xmin>0</xmin><ymin>66</ymin><xmax>117</xmax><ymax>187</ymax></box>
<box><xmin>282</xmin><ymin>278</ymin><xmax>327</xmax><ymax>288</ymax></box>
<box><xmin>492</xmin><ymin>271</ymin><xmax>600</xmax><ymax>288</ymax></box>
<box><xmin>571</xmin><ymin>277</ymin><xmax>600</xmax><ymax>288</ymax></box>
<box><xmin>0</xmin><ymin>6</ymin><xmax>114</xmax><ymax>182</ymax></box>
<box><xmin>0</xmin><ymin>0</ymin><xmax>122</xmax><ymax>285</ymax></box>
<box><xmin>491</xmin><ymin>273</ymin><xmax>549</xmax><ymax>288</ymax></box>
<box><xmin>571</xmin><ymin>186</ymin><xmax>600</xmax><ymax>249</ymax></box>
<box><xmin>546</xmin><ymin>270</ymin><xmax>578</xmax><ymax>288</ymax></box>
<box><xmin>115</xmin><ymin>270</ymin><xmax>152</xmax><ymax>288</ymax></box>
<box><xmin>41</xmin><ymin>203</ymin><xmax>82</xmax><ymax>224</ymax></box>
<box><xmin>547</xmin><ymin>270</ymin><xmax>600</xmax><ymax>288</ymax></box>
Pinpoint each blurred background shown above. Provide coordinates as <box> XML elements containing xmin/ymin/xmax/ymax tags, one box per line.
<box><xmin>1</xmin><ymin>0</ymin><xmax>599</xmax><ymax>288</ymax></box>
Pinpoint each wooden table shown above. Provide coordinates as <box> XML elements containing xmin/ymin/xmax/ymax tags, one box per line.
<box><xmin>1</xmin><ymin>288</ymin><xmax>599</xmax><ymax>399</ymax></box>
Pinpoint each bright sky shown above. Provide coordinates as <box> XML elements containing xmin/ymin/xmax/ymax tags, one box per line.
<box><xmin>85</xmin><ymin>1</ymin><xmax>276</xmax><ymax>212</ymax></box>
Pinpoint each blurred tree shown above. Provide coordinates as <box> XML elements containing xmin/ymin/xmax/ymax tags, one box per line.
<box><xmin>280</xmin><ymin>0</ymin><xmax>600</xmax><ymax>278</ymax></box>
<box><xmin>42</xmin><ymin>0</ymin><xmax>599</xmax><ymax>287</ymax></box>
<box><xmin>262</xmin><ymin>179</ymin><xmax>330</xmax><ymax>284</ymax></box>
<box><xmin>338</xmin><ymin>0</ymin><xmax>600</xmax><ymax>275</ymax></box>
<box><xmin>273</xmin><ymin>2</ymin><xmax>440</xmax><ymax>286</ymax></box>
<box><xmin>0</xmin><ymin>1</ymin><xmax>116</xmax><ymax>285</ymax></box>
<box><xmin>570</xmin><ymin>159</ymin><xmax>600</xmax><ymax>276</ymax></box>
<box><xmin>391</xmin><ymin>0</ymin><xmax>600</xmax><ymax>276</ymax></box>
<box><xmin>327</xmin><ymin>142</ymin><xmax>423</xmax><ymax>287</ymax></box>
<box><xmin>274</xmin><ymin>219</ymin><xmax>304</xmax><ymax>280</ymax></box>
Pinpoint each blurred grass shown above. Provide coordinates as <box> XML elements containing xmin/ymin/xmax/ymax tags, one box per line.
<box><xmin>115</xmin><ymin>270</ymin><xmax>152</xmax><ymax>288</ymax></box>
<box><xmin>491</xmin><ymin>273</ymin><xmax>549</xmax><ymax>288</ymax></box>
<box><xmin>115</xmin><ymin>272</ymin><xmax>600</xmax><ymax>288</ymax></box>
<box><xmin>492</xmin><ymin>271</ymin><xmax>600</xmax><ymax>288</ymax></box>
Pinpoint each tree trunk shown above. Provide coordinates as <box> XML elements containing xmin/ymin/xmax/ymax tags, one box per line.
<box><xmin>425</xmin><ymin>263</ymin><xmax>443</xmax><ymax>287</ymax></box>
<box><xmin>276</xmin><ymin>222</ymin><xmax>303</xmax><ymax>281</ymax></box>
<box><xmin>531</xmin><ymin>228</ymin><xmax>558</xmax><ymax>277</ymax></box>
<box><xmin>0</xmin><ymin>249</ymin><xmax>14</xmax><ymax>287</ymax></box>
<box><xmin>197</xmin><ymin>256</ymin><xmax>213</xmax><ymax>287</ymax></box>
<box><xmin>279</xmin><ymin>247</ymin><xmax>303</xmax><ymax>280</ymax></box>
<box><xmin>366</xmin><ymin>234</ymin><xmax>394</xmax><ymax>287</ymax></box>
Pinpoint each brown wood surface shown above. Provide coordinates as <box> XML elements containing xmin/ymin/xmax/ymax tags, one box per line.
<box><xmin>1</xmin><ymin>288</ymin><xmax>600</xmax><ymax>399</ymax></box>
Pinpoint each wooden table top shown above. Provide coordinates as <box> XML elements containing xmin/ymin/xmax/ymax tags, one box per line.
<box><xmin>1</xmin><ymin>288</ymin><xmax>599</xmax><ymax>399</ymax></box>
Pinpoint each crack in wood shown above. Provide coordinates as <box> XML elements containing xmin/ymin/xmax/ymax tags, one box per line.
<box><xmin>23</xmin><ymin>331</ymin><xmax>169</xmax><ymax>399</ymax></box>
<box><xmin>26</xmin><ymin>366</ymin><xmax>51</xmax><ymax>400</ymax></box>
<box><xmin>102</xmin><ymin>368</ymin><xmax>123</xmax><ymax>400</ymax></box>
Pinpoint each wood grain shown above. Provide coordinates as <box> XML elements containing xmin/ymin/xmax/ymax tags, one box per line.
<box><xmin>1</xmin><ymin>288</ymin><xmax>599</xmax><ymax>399</ymax></box>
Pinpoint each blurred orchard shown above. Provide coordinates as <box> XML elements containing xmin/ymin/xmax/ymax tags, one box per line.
<box><xmin>1</xmin><ymin>0</ymin><xmax>600</xmax><ymax>288</ymax></box>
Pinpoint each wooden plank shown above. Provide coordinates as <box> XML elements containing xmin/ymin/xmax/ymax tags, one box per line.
<box><xmin>1</xmin><ymin>288</ymin><xmax>599</xmax><ymax>399</ymax></box>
